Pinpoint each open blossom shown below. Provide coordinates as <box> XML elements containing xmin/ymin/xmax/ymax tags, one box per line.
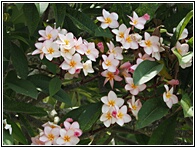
<box><xmin>163</xmin><ymin>85</ymin><xmax>178</xmax><ymax>108</ymax></box>
<box><xmin>171</xmin><ymin>41</ymin><xmax>189</xmax><ymax>56</ymax></box>
<box><xmin>119</xmin><ymin>62</ymin><xmax>132</xmax><ymax>77</ymax></box>
<box><xmin>102</xmin><ymin>54</ymin><xmax>119</xmax><ymax>72</ymax></box>
<box><xmin>101</xmin><ymin>90</ymin><xmax>124</xmax><ymax>113</ymax></box>
<box><xmin>74</xmin><ymin>37</ymin><xmax>85</xmax><ymax>55</ymax></box>
<box><xmin>3</xmin><ymin>119</ymin><xmax>12</xmax><ymax>135</ymax></box>
<box><xmin>107</xmin><ymin>41</ymin><xmax>123</xmax><ymax>60</ymax></box>
<box><xmin>97</xmin><ymin>9</ymin><xmax>119</xmax><ymax>29</ymax></box>
<box><xmin>139</xmin><ymin>32</ymin><xmax>160</xmax><ymax>56</ymax></box>
<box><xmin>125</xmin><ymin>77</ymin><xmax>146</xmax><ymax>95</ymax></box>
<box><xmin>127</xmin><ymin>96</ymin><xmax>142</xmax><ymax>120</ymax></box>
<box><xmin>38</xmin><ymin>26</ymin><xmax>58</xmax><ymax>41</ymax></box>
<box><xmin>84</xmin><ymin>41</ymin><xmax>99</xmax><ymax>62</ymax></box>
<box><xmin>39</xmin><ymin>126</ymin><xmax>60</xmax><ymax>145</ymax></box>
<box><xmin>32</xmin><ymin>42</ymin><xmax>45</xmax><ymax>59</ymax></box>
<box><xmin>42</xmin><ymin>40</ymin><xmax>60</xmax><ymax>61</ymax></box>
<box><xmin>42</xmin><ymin>121</ymin><xmax>61</xmax><ymax>129</ymax></box>
<box><xmin>100</xmin><ymin>107</ymin><xmax>117</xmax><ymax>127</ymax></box>
<box><xmin>63</xmin><ymin>121</ymin><xmax>82</xmax><ymax>137</ymax></box>
<box><xmin>127</xmin><ymin>11</ymin><xmax>146</xmax><ymax>30</ymax></box>
<box><xmin>115</xmin><ymin>105</ymin><xmax>132</xmax><ymax>126</ymax></box>
<box><xmin>60</xmin><ymin>45</ymin><xmax>75</xmax><ymax>60</ymax></box>
<box><xmin>112</xmin><ymin>24</ymin><xmax>128</xmax><ymax>42</ymax></box>
<box><xmin>101</xmin><ymin>70</ymin><xmax>122</xmax><ymax>88</ymax></box>
<box><xmin>57</xmin><ymin>33</ymin><xmax>75</xmax><ymax>49</ymax></box>
<box><xmin>82</xmin><ymin>60</ymin><xmax>94</xmax><ymax>76</ymax></box>
<box><xmin>60</xmin><ymin>53</ymin><xmax>83</xmax><ymax>74</ymax></box>
<box><xmin>56</xmin><ymin>129</ymin><xmax>80</xmax><ymax>145</ymax></box>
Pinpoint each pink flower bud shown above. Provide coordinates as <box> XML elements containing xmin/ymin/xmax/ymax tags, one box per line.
<box><xmin>114</xmin><ymin>69</ymin><xmax>120</xmax><ymax>75</ymax></box>
<box><xmin>97</xmin><ymin>42</ymin><xmax>104</xmax><ymax>53</ymax></box>
<box><xmin>142</xmin><ymin>13</ymin><xmax>150</xmax><ymax>21</ymax></box>
<box><xmin>75</xmin><ymin>69</ymin><xmax>81</xmax><ymax>74</ymax></box>
<box><xmin>167</xmin><ymin>79</ymin><xmax>179</xmax><ymax>86</ymax></box>
<box><xmin>120</xmin><ymin>62</ymin><xmax>131</xmax><ymax>69</ymax></box>
<box><xmin>65</xmin><ymin>118</ymin><xmax>73</xmax><ymax>123</ymax></box>
<box><xmin>112</xmin><ymin>110</ymin><xmax>117</xmax><ymax>118</ymax></box>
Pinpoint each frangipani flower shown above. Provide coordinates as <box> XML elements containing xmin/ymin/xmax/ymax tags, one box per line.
<box><xmin>171</xmin><ymin>41</ymin><xmax>189</xmax><ymax>56</ymax></box>
<box><xmin>127</xmin><ymin>11</ymin><xmax>146</xmax><ymax>30</ymax></box>
<box><xmin>84</xmin><ymin>42</ymin><xmax>99</xmax><ymax>62</ymax></box>
<box><xmin>101</xmin><ymin>90</ymin><xmax>124</xmax><ymax>113</ymax></box>
<box><xmin>42</xmin><ymin>40</ymin><xmax>60</xmax><ymax>61</ymax></box>
<box><xmin>163</xmin><ymin>85</ymin><xmax>178</xmax><ymax>108</ymax></box>
<box><xmin>127</xmin><ymin>96</ymin><xmax>142</xmax><ymax>120</ymax></box>
<box><xmin>39</xmin><ymin>126</ymin><xmax>60</xmax><ymax>145</ymax></box>
<box><xmin>173</xmin><ymin>28</ymin><xmax>188</xmax><ymax>40</ymax></box>
<box><xmin>97</xmin><ymin>9</ymin><xmax>119</xmax><ymax>29</ymax></box>
<box><xmin>82</xmin><ymin>60</ymin><xmax>94</xmax><ymax>76</ymax></box>
<box><xmin>60</xmin><ymin>45</ymin><xmax>75</xmax><ymax>60</ymax></box>
<box><xmin>42</xmin><ymin>121</ymin><xmax>61</xmax><ymax>129</ymax></box>
<box><xmin>3</xmin><ymin>119</ymin><xmax>12</xmax><ymax>135</ymax></box>
<box><xmin>60</xmin><ymin>53</ymin><xmax>83</xmax><ymax>74</ymax></box>
<box><xmin>56</xmin><ymin>129</ymin><xmax>80</xmax><ymax>145</ymax></box>
<box><xmin>115</xmin><ymin>105</ymin><xmax>132</xmax><ymax>126</ymax></box>
<box><xmin>102</xmin><ymin>54</ymin><xmax>119</xmax><ymax>72</ymax></box>
<box><xmin>31</xmin><ymin>135</ymin><xmax>45</xmax><ymax>145</ymax></box>
<box><xmin>32</xmin><ymin>42</ymin><xmax>45</xmax><ymax>59</ymax></box>
<box><xmin>57</xmin><ymin>33</ymin><xmax>75</xmax><ymax>49</ymax></box>
<box><xmin>100</xmin><ymin>108</ymin><xmax>117</xmax><ymax>127</ymax></box>
<box><xmin>119</xmin><ymin>62</ymin><xmax>132</xmax><ymax>77</ymax></box>
<box><xmin>74</xmin><ymin>37</ymin><xmax>85</xmax><ymax>55</ymax></box>
<box><xmin>125</xmin><ymin>77</ymin><xmax>146</xmax><ymax>95</ymax></box>
<box><xmin>38</xmin><ymin>26</ymin><xmax>58</xmax><ymax>41</ymax></box>
<box><xmin>112</xmin><ymin>24</ymin><xmax>128</xmax><ymax>42</ymax></box>
<box><xmin>139</xmin><ymin>32</ymin><xmax>160</xmax><ymax>58</ymax></box>
<box><xmin>63</xmin><ymin>121</ymin><xmax>82</xmax><ymax>137</ymax></box>
<box><xmin>107</xmin><ymin>41</ymin><xmax>123</xmax><ymax>60</ymax></box>
<box><xmin>101</xmin><ymin>70</ymin><xmax>122</xmax><ymax>88</ymax></box>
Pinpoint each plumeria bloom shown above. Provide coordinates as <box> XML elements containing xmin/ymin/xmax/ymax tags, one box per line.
<box><xmin>56</xmin><ymin>129</ymin><xmax>80</xmax><ymax>145</ymax></box>
<box><xmin>60</xmin><ymin>53</ymin><xmax>83</xmax><ymax>74</ymax></box>
<box><xmin>101</xmin><ymin>70</ymin><xmax>122</xmax><ymax>88</ymax></box>
<box><xmin>60</xmin><ymin>45</ymin><xmax>75</xmax><ymax>60</ymax></box>
<box><xmin>31</xmin><ymin>135</ymin><xmax>45</xmax><ymax>145</ymax></box>
<box><xmin>32</xmin><ymin>42</ymin><xmax>45</xmax><ymax>59</ymax></box>
<box><xmin>167</xmin><ymin>79</ymin><xmax>179</xmax><ymax>86</ymax></box>
<box><xmin>38</xmin><ymin>26</ymin><xmax>58</xmax><ymax>41</ymax></box>
<box><xmin>171</xmin><ymin>41</ymin><xmax>189</xmax><ymax>56</ymax></box>
<box><xmin>63</xmin><ymin>121</ymin><xmax>82</xmax><ymax>137</ymax></box>
<box><xmin>107</xmin><ymin>41</ymin><xmax>123</xmax><ymax>60</ymax></box>
<box><xmin>101</xmin><ymin>90</ymin><xmax>124</xmax><ymax>113</ymax></box>
<box><xmin>97</xmin><ymin>42</ymin><xmax>104</xmax><ymax>53</ymax></box>
<box><xmin>83</xmin><ymin>41</ymin><xmax>99</xmax><ymax>62</ymax></box>
<box><xmin>127</xmin><ymin>11</ymin><xmax>146</xmax><ymax>30</ymax></box>
<box><xmin>82</xmin><ymin>60</ymin><xmax>94</xmax><ymax>76</ymax></box>
<box><xmin>39</xmin><ymin>126</ymin><xmax>60</xmax><ymax>145</ymax></box>
<box><xmin>142</xmin><ymin>13</ymin><xmax>150</xmax><ymax>21</ymax></box>
<box><xmin>139</xmin><ymin>32</ymin><xmax>160</xmax><ymax>56</ymax></box>
<box><xmin>173</xmin><ymin>28</ymin><xmax>188</xmax><ymax>40</ymax></box>
<box><xmin>121</xmin><ymin>29</ymin><xmax>139</xmax><ymax>50</ymax></box>
<box><xmin>112</xmin><ymin>24</ymin><xmax>128</xmax><ymax>42</ymax></box>
<box><xmin>102</xmin><ymin>54</ymin><xmax>119</xmax><ymax>72</ymax></box>
<box><xmin>100</xmin><ymin>107</ymin><xmax>117</xmax><ymax>127</ymax></box>
<box><xmin>119</xmin><ymin>62</ymin><xmax>132</xmax><ymax>77</ymax></box>
<box><xmin>115</xmin><ymin>105</ymin><xmax>132</xmax><ymax>126</ymax></box>
<box><xmin>163</xmin><ymin>85</ymin><xmax>178</xmax><ymax>108</ymax></box>
<box><xmin>42</xmin><ymin>121</ymin><xmax>61</xmax><ymax>129</ymax></box>
<box><xmin>74</xmin><ymin>37</ymin><xmax>86</xmax><ymax>55</ymax></box>
<box><xmin>42</xmin><ymin>40</ymin><xmax>60</xmax><ymax>61</ymax></box>
<box><xmin>57</xmin><ymin>33</ymin><xmax>75</xmax><ymax>49</ymax></box>
<box><xmin>125</xmin><ymin>77</ymin><xmax>146</xmax><ymax>95</ymax></box>
<box><xmin>127</xmin><ymin>96</ymin><xmax>142</xmax><ymax>120</ymax></box>
<box><xmin>57</xmin><ymin>27</ymin><xmax>67</xmax><ymax>35</ymax></box>
<box><xmin>3</xmin><ymin>119</ymin><xmax>12</xmax><ymax>135</ymax></box>
<box><xmin>97</xmin><ymin>9</ymin><xmax>119</xmax><ymax>29</ymax></box>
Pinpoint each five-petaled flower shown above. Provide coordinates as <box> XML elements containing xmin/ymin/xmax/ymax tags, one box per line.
<box><xmin>163</xmin><ymin>85</ymin><xmax>178</xmax><ymax>108</ymax></box>
<box><xmin>38</xmin><ymin>26</ymin><xmax>58</xmax><ymax>41</ymax></box>
<box><xmin>102</xmin><ymin>54</ymin><xmax>119</xmax><ymax>72</ymax></box>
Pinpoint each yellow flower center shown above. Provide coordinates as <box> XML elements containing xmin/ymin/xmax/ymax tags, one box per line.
<box><xmin>69</xmin><ymin>60</ymin><xmax>76</xmax><ymax>68</ymax></box>
<box><xmin>64</xmin><ymin>48</ymin><xmax>69</xmax><ymax>53</ymax></box>
<box><xmin>105</xmin><ymin>17</ymin><xmax>112</xmax><ymax>24</ymax></box>
<box><xmin>166</xmin><ymin>92</ymin><xmax>171</xmax><ymax>99</ymax></box>
<box><xmin>131</xmin><ymin>84</ymin><xmax>137</xmax><ymax>89</ymax></box>
<box><xmin>133</xmin><ymin>20</ymin><xmax>138</xmax><ymax>25</ymax></box>
<box><xmin>177</xmin><ymin>48</ymin><xmax>182</xmax><ymax>54</ymax></box>
<box><xmin>107</xmin><ymin>72</ymin><xmax>114</xmax><ymax>80</ymax></box>
<box><xmin>47</xmin><ymin>48</ymin><xmax>54</xmax><ymax>54</ymax></box>
<box><xmin>132</xmin><ymin>105</ymin><xmax>137</xmax><ymax>110</ymax></box>
<box><xmin>145</xmin><ymin>40</ymin><xmax>152</xmax><ymax>47</ymax></box>
<box><xmin>126</xmin><ymin>36</ymin><xmax>132</xmax><ymax>43</ymax></box>
<box><xmin>86</xmin><ymin>49</ymin><xmax>91</xmax><ymax>54</ymax></box>
<box><xmin>64</xmin><ymin>40</ymin><xmax>69</xmax><ymax>45</ymax></box>
<box><xmin>47</xmin><ymin>134</ymin><xmax>55</xmax><ymax>141</ymax></box>
<box><xmin>108</xmin><ymin>100</ymin><xmax>115</xmax><ymax>106</ymax></box>
<box><xmin>105</xmin><ymin>60</ymin><xmax>112</xmax><ymax>66</ymax></box>
<box><xmin>47</xmin><ymin>34</ymin><xmax>52</xmax><ymax>39</ymax></box>
<box><xmin>63</xmin><ymin>135</ymin><xmax>71</xmax><ymax>142</ymax></box>
<box><xmin>106</xmin><ymin>112</ymin><xmax>112</xmax><ymax>120</ymax></box>
<box><xmin>117</xmin><ymin>112</ymin><xmax>123</xmax><ymax>119</ymax></box>
<box><xmin>50</xmin><ymin>125</ymin><xmax>56</xmax><ymax>128</ymax></box>
<box><xmin>119</xmin><ymin>32</ymin><xmax>124</xmax><ymax>38</ymax></box>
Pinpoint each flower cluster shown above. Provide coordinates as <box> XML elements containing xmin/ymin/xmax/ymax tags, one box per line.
<box><xmin>31</xmin><ymin>118</ymin><xmax>82</xmax><ymax>145</ymax></box>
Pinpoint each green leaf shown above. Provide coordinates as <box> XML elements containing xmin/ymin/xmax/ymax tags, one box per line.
<box><xmin>11</xmin><ymin>35</ymin><xmax>29</xmax><ymax>46</ymax></box>
<box><xmin>94</xmin><ymin>27</ymin><xmax>113</xmax><ymax>39</ymax></box>
<box><xmin>27</xmin><ymin>74</ymin><xmax>71</xmax><ymax>106</ymax></box>
<box><xmin>6</xmin><ymin>71</ymin><xmax>38</xmax><ymax>99</ymax></box>
<box><xmin>52</xmin><ymin>3</ymin><xmax>66</xmax><ymax>27</ymax></box>
<box><xmin>66</xmin><ymin>8</ymin><xmax>97</xmax><ymax>35</ymax></box>
<box><xmin>4</xmin><ymin>98</ymin><xmax>47</xmax><ymax>117</ymax></box>
<box><xmin>171</xmin><ymin>10</ymin><xmax>193</xmax><ymax>47</ymax></box>
<box><xmin>133</xmin><ymin>60</ymin><xmax>164</xmax><ymax>85</ymax></box>
<box><xmin>7</xmin><ymin>119</ymin><xmax>28</xmax><ymax>144</ymax></box>
<box><xmin>60</xmin><ymin>102</ymin><xmax>102</xmax><ymax>132</ymax></box>
<box><xmin>23</xmin><ymin>3</ymin><xmax>40</xmax><ymax>35</ymax></box>
<box><xmin>135</xmin><ymin>134</ymin><xmax>150</xmax><ymax>145</ymax></box>
<box><xmin>187</xmin><ymin>37</ymin><xmax>193</xmax><ymax>48</ymax></box>
<box><xmin>135</xmin><ymin>98</ymin><xmax>169</xmax><ymax>129</ymax></box>
<box><xmin>35</xmin><ymin>3</ymin><xmax>49</xmax><ymax>16</ymax></box>
<box><xmin>148</xmin><ymin>115</ymin><xmax>177</xmax><ymax>144</ymax></box>
<box><xmin>10</xmin><ymin>5</ymin><xmax>25</xmax><ymax>24</ymax></box>
<box><xmin>180</xmin><ymin>93</ymin><xmax>193</xmax><ymax>117</ymax></box>
<box><xmin>3</xmin><ymin>130</ymin><xmax>13</xmax><ymax>145</ymax></box>
<box><xmin>10</xmin><ymin>43</ymin><xmax>28</xmax><ymax>79</ymax></box>
<box><xmin>49</xmin><ymin>77</ymin><xmax>62</xmax><ymax>96</ymax></box>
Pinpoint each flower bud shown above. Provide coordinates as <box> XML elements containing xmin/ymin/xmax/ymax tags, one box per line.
<box><xmin>97</xmin><ymin>42</ymin><xmax>104</xmax><ymax>53</ymax></box>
